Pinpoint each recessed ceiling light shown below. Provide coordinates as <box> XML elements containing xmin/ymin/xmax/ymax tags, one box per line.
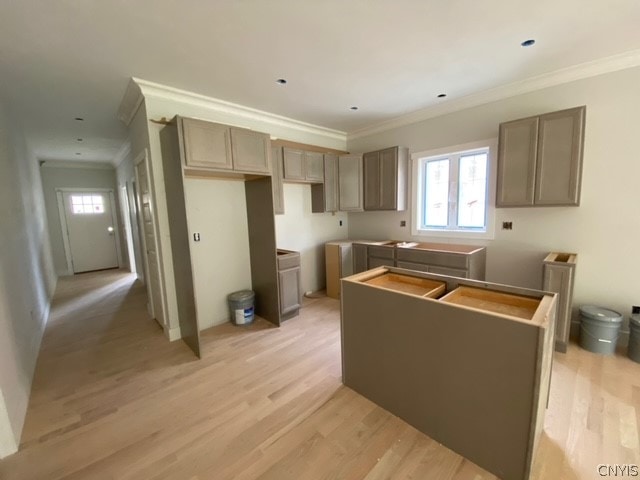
<box><xmin>75</xmin><ymin>152</ymin><xmax>81</xmax><ymax>155</ymax></box>
<box><xmin>276</xmin><ymin>78</ymin><xmax>287</xmax><ymax>85</ymax></box>
<box><xmin>77</xmin><ymin>138</ymin><xmax>83</xmax><ymax>142</ymax></box>
<box><xmin>521</xmin><ymin>39</ymin><xmax>536</xmax><ymax>47</ymax></box>
<box><xmin>350</xmin><ymin>106</ymin><xmax>359</xmax><ymax>111</ymax></box>
<box><xmin>437</xmin><ymin>93</ymin><xmax>447</xmax><ymax>98</ymax></box>
<box><xmin>74</xmin><ymin>117</ymin><xmax>84</xmax><ymax>121</ymax></box>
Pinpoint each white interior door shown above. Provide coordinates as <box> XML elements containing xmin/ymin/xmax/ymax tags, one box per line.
<box><xmin>63</xmin><ymin>191</ymin><xmax>119</xmax><ymax>273</ymax></box>
<box><xmin>134</xmin><ymin>151</ymin><xmax>165</xmax><ymax>326</ymax></box>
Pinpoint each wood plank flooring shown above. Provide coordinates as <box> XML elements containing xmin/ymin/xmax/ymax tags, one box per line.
<box><xmin>0</xmin><ymin>269</ymin><xmax>638</xmax><ymax>479</ymax></box>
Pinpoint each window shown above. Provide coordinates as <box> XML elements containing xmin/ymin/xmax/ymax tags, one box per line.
<box><xmin>412</xmin><ymin>140</ymin><xmax>496</xmax><ymax>239</ymax></box>
<box><xmin>71</xmin><ymin>194</ymin><xmax>105</xmax><ymax>214</ymax></box>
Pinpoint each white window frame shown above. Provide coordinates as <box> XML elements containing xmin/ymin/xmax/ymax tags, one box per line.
<box><xmin>411</xmin><ymin>138</ymin><xmax>497</xmax><ymax>240</ymax></box>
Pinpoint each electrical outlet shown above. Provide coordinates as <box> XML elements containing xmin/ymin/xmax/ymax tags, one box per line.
<box><xmin>400</xmin><ymin>220</ymin><xmax>406</xmax><ymax>227</ymax></box>
<box><xmin>502</xmin><ymin>221</ymin><xmax>513</xmax><ymax>230</ymax></box>
<box><xmin>193</xmin><ymin>232</ymin><xmax>201</xmax><ymax>242</ymax></box>
<box><xmin>339</xmin><ymin>220</ymin><xmax>343</xmax><ymax>226</ymax></box>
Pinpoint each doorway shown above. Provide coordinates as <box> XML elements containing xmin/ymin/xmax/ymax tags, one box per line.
<box><xmin>119</xmin><ymin>184</ymin><xmax>137</xmax><ymax>275</ymax></box>
<box><xmin>57</xmin><ymin>189</ymin><xmax>121</xmax><ymax>274</ymax></box>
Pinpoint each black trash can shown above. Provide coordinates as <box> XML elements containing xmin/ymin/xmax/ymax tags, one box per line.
<box><xmin>628</xmin><ymin>314</ymin><xmax>640</xmax><ymax>363</ymax></box>
<box><xmin>579</xmin><ymin>305</ymin><xmax>623</xmax><ymax>355</ymax></box>
<box><xmin>227</xmin><ymin>290</ymin><xmax>255</xmax><ymax>326</ymax></box>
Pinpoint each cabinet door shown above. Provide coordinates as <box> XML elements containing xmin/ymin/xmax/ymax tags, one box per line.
<box><xmin>535</xmin><ymin>106</ymin><xmax>585</xmax><ymax>206</ymax></box>
<box><xmin>338</xmin><ymin>155</ymin><xmax>363</xmax><ymax>211</ymax></box>
<box><xmin>271</xmin><ymin>146</ymin><xmax>285</xmax><ymax>215</ymax></box>
<box><xmin>496</xmin><ymin>117</ymin><xmax>538</xmax><ymax>207</ymax></box>
<box><xmin>380</xmin><ymin>147</ymin><xmax>400</xmax><ymax>210</ymax></box>
<box><xmin>283</xmin><ymin>148</ymin><xmax>306</xmax><ymax>180</ymax></box>
<box><xmin>230</xmin><ymin>127</ymin><xmax>271</xmax><ymax>174</ymax></box>
<box><xmin>323</xmin><ymin>154</ymin><xmax>338</xmax><ymax>212</ymax></box>
<box><xmin>279</xmin><ymin>267</ymin><xmax>301</xmax><ymax>315</ymax></box>
<box><xmin>305</xmin><ymin>152</ymin><xmax>325</xmax><ymax>182</ymax></box>
<box><xmin>352</xmin><ymin>244</ymin><xmax>368</xmax><ymax>273</ymax></box>
<box><xmin>363</xmin><ymin>151</ymin><xmax>381</xmax><ymax>210</ymax></box>
<box><xmin>181</xmin><ymin>118</ymin><xmax>232</xmax><ymax>170</ymax></box>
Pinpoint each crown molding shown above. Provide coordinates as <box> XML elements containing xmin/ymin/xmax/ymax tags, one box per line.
<box><xmin>348</xmin><ymin>49</ymin><xmax>640</xmax><ymax>140</ymax></box>
<box><xmin>112</xmin><ymin>141</ymin><xmax>132</xmax><ymax>167</ymax></box>
<box><xmin>117</xmin><ymin>79</ymin><xmax>144</xmax><ymax>126</ymax></box>
<box><xmin>132</xmin><ymin>77</ymin><xmax>347</xmax><ymax>143</ymax></box>
<box><xmin>40</xmin><ymin>160</ymin><xmax>114</xmax><ymax>170</ymax></box>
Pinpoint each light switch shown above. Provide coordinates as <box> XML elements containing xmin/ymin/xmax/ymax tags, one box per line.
<box><xmin>193</xmin><ymin>233</ymin><xmax>201</xmax><ymax>242</ymax></box>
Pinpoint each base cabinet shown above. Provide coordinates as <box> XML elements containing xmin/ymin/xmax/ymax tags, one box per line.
<box><xmin>342</xmin><ymin>267</ymin><xmax>556</xmax><ymax>480</ymax></box>
<box><xmin>543</xmin><ymin>252</ymin><xmax>577</xmax><ymax>353</ymax></box>
<box><xmin>277</xmin><ymin>249</ymin><xmax>301</xmax><ymax>319</ymax></box>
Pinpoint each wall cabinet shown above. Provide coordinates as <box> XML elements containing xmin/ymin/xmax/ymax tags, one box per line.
<box><xmin>181</xmin><ymin>117</ymin><xmax>271</xmax><ymax>174</ymax></box>
<box><xmin>282</xmin><ymin>147</ymin><xmax>325</xmax><ymax>183</ymax></box>
<box><xmin>271</xmin><ymin>146</ymin><xmax>285</xmax><ymax>215</ymax></box>
<box><xmin>363</xmin><ymin>146</ymin><xmax>408</xmax><ymax>211</ymax></box>
<box><xmin>497</xmin><ymin>106</ymin><xmax>585</xmax><ymax>207</ymax></box>
<box><xmin>338</xmin><ymin>155</ymin><xmax>363</xmax><ymax>211</ymax></box>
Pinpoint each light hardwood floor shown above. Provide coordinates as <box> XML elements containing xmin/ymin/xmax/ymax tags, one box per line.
<box><xmin>0</xmin><ymin>269</ymin><xmax>638</xmax><ymax>479</ymax></box>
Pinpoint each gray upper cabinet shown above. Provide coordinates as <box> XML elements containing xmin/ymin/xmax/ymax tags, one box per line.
<box><xmin>497</xmin><ymin>106</ymin><xmax>585</xmax><ymax>207</ymax></box>
<box><xmin>497</xmin><ymin>117</ymin><xmax>538</xmax><ymax>206</ymax></box>
<box><xmin>363</xmin><ymin>146</ymin><xmax>408</xmax><ymax>211</ymax></box>
<box><xmin>179</xmin><ymin>117</ymin><xmax>271</xmax><ymax>175</ymax></box>
<box><xmin>230</xmin><ymin>127</ymin><xmax>271</xmax><ymax>174</ymax></box>
<box><xmin>338</xmin><ymin>155</ymin><xmax>363</xmax><ymax>212</ymax></box>
<box><xmin>283</xmin><ymin>147</ymin><xmax>325</xmax><ymax>183</ymax></box>
<box><xmin>181</xmin><ymin>117</ymin><xmax>233</xmax><ymax>170</ymax></box>
<box><xmin>305</xmin><ymin>152</ymin><xmax>325</xmax><ymax>182</ymax></box>
<box><xmin>323</xmin><ymin>154</ymin><xmax>338</xmax><ymax>212</ymax></box>
<box><xmin>283</xmin><ymin>147</ymin><xmax>306</xmax><ymax>181</ymax></box>
<box><xmin>535</xmin><ymin>107</ymin><xmax>585</xmax><ymax>205</ymax></box>
<box><xmin>271</xmin><ymin>146</ymin><xmax>285</xmax><ymax>215</ymax></box>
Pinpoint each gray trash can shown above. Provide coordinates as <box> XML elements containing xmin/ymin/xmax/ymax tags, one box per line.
<box><xmin>628</xmin><ymin>315</ymin><xmax>640</xmax><ymax>363</ymax></box>
<box><xmin>227</xmin><ymin>290</ymin><xmax>255</xmax><ymax>326</ymax></box>
<box><xmin>579</xmin><ymin>305</ymin><xmax>623</xmax><ymax>355</ymax></box>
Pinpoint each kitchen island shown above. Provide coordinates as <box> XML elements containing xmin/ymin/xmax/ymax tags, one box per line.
<box><xmin>341</xmin><ymin>267</ymin><xmax>556</xmax><ymax>480</ymax></box>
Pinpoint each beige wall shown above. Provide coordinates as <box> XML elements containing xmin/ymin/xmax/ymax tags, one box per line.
<box><xmin>40</xmin><ymin>164</ymin><xmax>122</xmax><ymax>275</ymax></box>
<box><xmin>142</xmin><ymin>93</ymin><xmax>348</xmax><ymax>332</ymax></box>
<box><xmin>276</xmin><ymin>184</ymin><xmax>348</xmax><ymax>293</ymax></box>
<box><xmin>0</xmin><ymin>103</ymin><xmax>56</xmax><ymax>458</ymax></box>
<box><xmin>347</xmin><ymin>66</ymin><xmax>640</xmax><ymax>329</ymax></box>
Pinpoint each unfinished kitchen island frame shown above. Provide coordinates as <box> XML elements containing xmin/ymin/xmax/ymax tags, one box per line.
<box><xmin>341</xmin><ymin>267</ymin><xmax>556</xmax><ymax>480</ymax></box>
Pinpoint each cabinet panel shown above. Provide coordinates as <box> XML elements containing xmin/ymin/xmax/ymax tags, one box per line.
<box><xmin>323</xmin><ymin>154</ymin><xmax>338</xmax><ymax>212</ymax></box>
<box><xmin>368</xmin><ymin>257</ymin><xmax>394</xmax><ymax>269</ymax></box>
<box><xmin>230</xmin><ymin>127</ymin><xmax>270</xmax><ymax>174</ymax></box>
<box><xmin>279</xmin><ymin>267</ymin><xmax>301</xmax><ymax>315</ymax></box>
<box><xmin>338</xmin><ymin>155</ymin><xmax>363</xmax><ymax>211</ymax></box>
<box><xmin>380</xmin><ymin>147</ymin><xmax>400</xmax><ymax>210</ymax></box>
<box><xmin>368</xmin><ymin>245</ymin><xmax>394</xmax><ymax>260</ymax></box>
<box><xmin>363</xmin><ymin>151</ymin><xmax>381</xmax><ymax>210</ymax></box>
<box><xmin>396</xmin><ymin>261</ymin><xmax>430</xmax><ymax>273</ymax></box>
<box><xmin>428</xmin><ymin>265</ymin><xmax>468</xmax><ymax>278</ymax></box>
<box><xmin>496</xmin><ymin>117</ymin><xmax>538</xmax><ymax>206</ymax></box>
<box><xmin>396</xmin><ymin>248</ymin><xmax>468</xmax><ymax>269</ymax></box>
<box><xmin>305</xmin><ymin>152</ymin><xmax>325</xmax><ymax>182</ymax></box>
<box><xmin>271</xmin><ymin>146</ymin><xmax>285</xmax><ymax>215</ymax></box>
<box><xmin>535</xmin><ymin>107</ymin><xmax>585</xmax><ymax>206</ymax></box>
<box><xmin>352</xmin><ymin>244</ymin><xmax>368</xmax><ymax>274</ymax></box>
<box><xmin>283</xmin><ymin>148</ymin><xmax>306</xmax><ymax>180</ymax></box>
<box><xmin>181</xmin><ymin>118</ymin><xmax>232</xmax><ymax>170</ymax></box>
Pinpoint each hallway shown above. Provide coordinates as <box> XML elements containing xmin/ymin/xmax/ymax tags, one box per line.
<box><xmin>0</xmin><ymin>270</ymin><xmax>638</xmax><ymax>479</ymax></box>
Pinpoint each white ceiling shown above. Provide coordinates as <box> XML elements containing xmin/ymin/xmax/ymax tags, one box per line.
<box><xmin>1</xmin><ymin>0</ymin><xmax>639</xmax><ymax>164</ymax></box>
